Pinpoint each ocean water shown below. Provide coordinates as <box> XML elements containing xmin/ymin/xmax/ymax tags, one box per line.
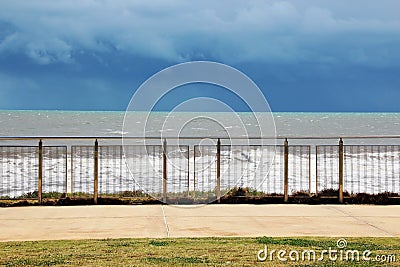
<box><xmin>1</xmin><ymin>110</ymin><xmax>400</xmax><ymax>139</ymax></box>
<box><xmin>0</xmin><ymin>110</ymin><xmax>400</xmax><ymax>197</ymax></box>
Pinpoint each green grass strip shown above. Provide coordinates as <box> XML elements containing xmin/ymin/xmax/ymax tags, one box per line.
<box><xmin>0</xmin><ymin>237</ymin><xmax>398</xmax><ymax>266</ymax></box>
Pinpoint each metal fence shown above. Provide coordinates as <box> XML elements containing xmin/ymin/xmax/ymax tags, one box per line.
<box><xmin>0</xmin><ymin>144</ymin><xmax>66</xmax><ymax>199</ymax></box>
<box><xmin>42</xmin><ymin>146</ymin><xmax>67</xmax><ymax>197</ymax></box>
<box><xmin>316</xmin><ymin>145</ymin><xmax>339</xmax><ymax>195</ymax></box>
<box><xmin>343</xmin><ymin>145</ymin><xmax>400</xmax><ymax>195</ymax></box>
<box><xmin>0</xmin><ymin>146</ymin><xmax>38</xmax><ymax>199</ymax></box>
<box><xmin>0</xmin><ymin>137</ymin><xmax>399</xmax><ymax>203</ymax></box>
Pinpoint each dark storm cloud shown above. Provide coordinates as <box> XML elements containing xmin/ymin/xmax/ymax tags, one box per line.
<box><xmin>1</xmin><ymin>0</ymin><xmax>399</xmax><ymax>65</ymax></box>
<box><xmin>0</xmin><ymin>0</ymin><xmax>399</xmax><ymax>111</ymax></box>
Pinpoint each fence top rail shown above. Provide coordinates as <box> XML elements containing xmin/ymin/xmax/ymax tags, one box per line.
<box><xmin>1</xmin><ymin>135</ymin><xmax>400</xmax><ymax>141</ymax></box>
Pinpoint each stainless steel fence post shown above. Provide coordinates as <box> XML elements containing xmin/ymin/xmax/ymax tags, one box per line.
<box><xmin>38</xmin><ymin>139</ymin><xmax>43</xmax><ymax>204</ymax></box>
<box><xmin>339</xmin><ymin>138</ymin><xmax>344</xmax><ymax>203</ymax></box>
<box><xmin>163</xmin><ymin>139</ymin><xmax>167</xmax><ymax>203</ymax></box>
<box><xmin>94</xmin><ymin>139</ymin><xmax>99</xmax><ymax>204</ymax></box>
<box><xmin>216</xmin><ymin>138</ymin><xmax>221</xmax><ymax>203</ymax></box>
<box><xmin>284</xmin><ymin>138</ymin><xmax>289</xmax><ymax>202</ymax></box>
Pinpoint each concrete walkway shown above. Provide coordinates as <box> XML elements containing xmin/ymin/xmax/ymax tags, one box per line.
<box><xmin>0</xmin><ymin>204</ymin><xmax>399</xmax><ymax>241</ymax></box>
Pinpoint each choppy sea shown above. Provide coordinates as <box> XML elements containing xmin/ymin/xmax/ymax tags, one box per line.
<box><xmin>1</xmin><ymin>110</ymin><xmax>400</xmax><ymax>139</ymax></box>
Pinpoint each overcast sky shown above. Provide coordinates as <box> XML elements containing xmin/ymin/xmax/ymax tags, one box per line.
<box><xmin>0</xmin><ymin>0</ymin><xmax>399</xmax><ymax>111</ymax></box>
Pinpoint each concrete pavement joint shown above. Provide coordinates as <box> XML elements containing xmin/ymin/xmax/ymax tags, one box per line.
<box><xmin>161</xmin><ymin>205</ymin><xmax>170</xmax><ymax>238</ymax></box>
<box><xmin>327</xmin><ymin>206</ymin><xmax>396</xmax><ymax>237</ymax></box>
